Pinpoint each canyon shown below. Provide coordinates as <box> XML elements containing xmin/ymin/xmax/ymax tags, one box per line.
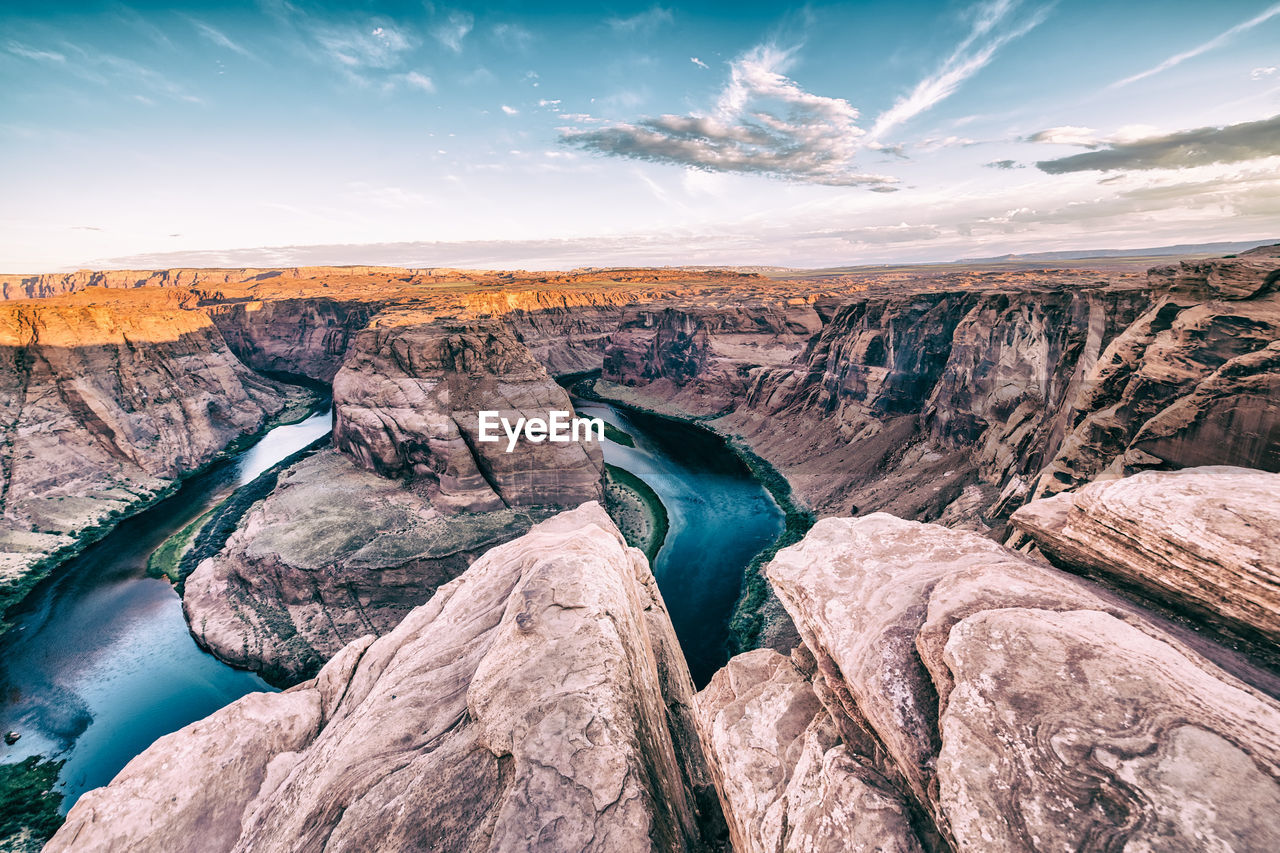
<box><xmin>1</xmin><ymin>248</ymin><xmax>1277</xmax><ymax>851</ymax></box>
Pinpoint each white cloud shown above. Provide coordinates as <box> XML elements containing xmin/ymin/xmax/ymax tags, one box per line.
<box><xmin>491</xmin><ymin>23</ymin><xmax>533</xmax><ymax>50</ymax></box>
<box><xmin>1113</xmin><ymin>2</ymin><xmax>1280</xmax><ymax>88</ymax></box>
<box><xmin>564</xmin><ymin>44</ymin><xmax>894</xmax><ymax>188</ymax></box>
<box><xmin>691</xmin><ymin>57</ymin><xmax>709</xmax><ymax>70</ymax></box>
<box><xmin>313</xmin><ymin>22</ymin><xmax>413</xmax><ymax>71</ymax></box>
<box><xmin>1253</xmin><ymin>66</ymin><xmax>1279</xmax><ymax>79</ymax></box>
<box><xmin>868</xmin><ymin>0</ymin><xmax>1050</xmax><ymax>142</ymax></box>
<box><xmin>501</xmin><ymin>104</ymin><xmax>519</xmax><ymax>115</ymax></box>
<box><xmin>432</xmin><ymin>11</ymin><xmax>473</xmax><ymax>53</ymax></box>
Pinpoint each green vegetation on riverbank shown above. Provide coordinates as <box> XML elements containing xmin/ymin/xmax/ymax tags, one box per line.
<box><xmin>723</xmin><ymin>440</ymin><xmax>816</xmax><ymax>655</ymax></box>
<box><xmin>164</xmin><ymin>434</ymin><xmax>331</xmax><ymax>593</ymax></box>
<box><xmin>0</xmin><ymin>756</ymin><xmax>64</xmax><ymax>851</ymax></box>
<box><xmin>604</xmin><ymin>463</ymin><xmax>668</xmax><ymax>563</ymax></box>
<box><xmin>146</xmin><ymin>506</ymin><xmax>217</xmax><ymax>584</ymax></box>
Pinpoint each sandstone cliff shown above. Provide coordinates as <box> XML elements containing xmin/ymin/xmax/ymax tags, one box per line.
<box><xmin>49</xmin><ymin>504</ymin><xmax>726</xmax><ymax>852</ymax></box>
<box><xmin>0</xmin><ymin>290</ymin><xmax>299</xmax><ymax>622</ymax></box>
<box><xmin>333</xmin><ymin>311</ymin><xmax>604</xmax><ymax>513</ymax></box>
<box><xmin>697</xmin><ymin>480</ymin><xmax>1280</xmax><ymax>851</ymax></box>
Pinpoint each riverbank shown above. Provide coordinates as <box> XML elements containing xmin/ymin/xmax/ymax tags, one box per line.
<box><xmin>604</xmin><ymin>463</ymin><xmax>668</xmax><ymax>563</ymax></box>
<box><xmin>571</xmin><ymin>374</ymin><xmax>814</xmax><ymax>654</ymax></box>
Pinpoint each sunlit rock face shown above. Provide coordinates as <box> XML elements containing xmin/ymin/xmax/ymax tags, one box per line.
<box><xmin>696</xmin><ymin>482</ymin><xmax>1280</xmax><ymax>852</ymax></box>
<box><xmin>50</xmin><ymin>505</ymin><xmax>727</xmax><ymax>853</ymax></box>
<box><xmin>0</xmin><ymin>290</ymin><xmax>295</xmax><ymax>620</ymax></box>
<box><xmin>332</xmin><ymin>312</ymin><xmax>604</xmax><ymax>514</ymax></box>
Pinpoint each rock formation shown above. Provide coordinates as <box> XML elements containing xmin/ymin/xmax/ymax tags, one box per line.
<box><xmin>696</xmin><ymin>491</ymin><xmax>1280</xmax><ymax>851</ymax></box>
<box><xmin>0</xmin><ymin>289</ymin><xmax>300</xmax><ymax>623</ymax></box>
<box><xmin>333</xmin><ymin>312</ymin><xmax>604</xmax><ymax>513</ymax></box>
<box><xmin>182</xmin><ymin>449</ymin><xmax>542</xmax><ymax>685</ymax></box>
<box><xmin>1012</xmin><ymin>465</ymin><xmax>1280</xmax><ymax>648</ymax></box>
<box><xmin>48</xmin><ymin>504</ymin><xmax>726</xmax><ymax>853</ymax></box>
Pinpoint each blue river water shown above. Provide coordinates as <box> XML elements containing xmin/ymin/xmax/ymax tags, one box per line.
<box><xmin>574</xmin><ymin>399</ymin><xmax>783</xmax><ymax>686</ymax></box>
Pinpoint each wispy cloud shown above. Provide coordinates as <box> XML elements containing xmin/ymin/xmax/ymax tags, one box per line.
<box><xmin>562</xmin><ymin>44</ymin><xmax>894</xmax><ymax>187</ymax></box>
<box><xmin>401</xmin><ymin>71</ymin><xmax>435</xmax><ymax>93</ymax></box>
<box><xmin>6</xmin><ymin>41</ymin><xmax>66</xmax><ymax>63</ymax></box>
<box><xmin>432</xmin><ymin>11</ymin><xmax>473</xmax><ymax>53</ymax></box>
<box><xmin>186</xmin><ymin>17</ymin><xmax>255</xmax><ymax>59</ymax></box>
<box><xmin>1254</xmin><ymin>66</ymin><xmax>1279</xmax><ymax>79</ymax></box>
<box><xmin>1037</xmin><ymin>114</ymin><xmax>1280</xmax><ymax>173</ymax></box>
<box><xmin>315</xmin><ymin>23</ymin><xmax>413</xmax><ymax>71</ymax></box>
<box><xmin>691</xmin><ymin>57</ymin><xmax>709</xmax><ymax>70</ymax></box>
<box><xmin>501</xmin><ymin>104</ymin><xmax>519</xmax><ymax>115</ymax></box>
<box><xmin>868</xmin><ymin>0</ymin><xmax>1050</xmax><ymax>142</ymax></box>
<box><xmin>1112</xmin><ymin>2</ymin><xmax>1280</xmax><ymax>88</ymax></box>
<box><xmin>607</xmin><ymin>7</ymin><xmax>674</xmax><ymax>35</ymax></box>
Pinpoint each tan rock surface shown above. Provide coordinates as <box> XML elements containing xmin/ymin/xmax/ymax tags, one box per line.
<box><xmin>939</xmin><ymin>607</ymin><xmax>1280</xmax><ymax>851</ymax></box>
<box><xmin>51</xmin><ymin>504</ymin><xmax>725</xmax><ymax>852</ymax></box>
<box><xmin>1012</xmin><ymin>466</ymin><xmax>1280</xmax><ymax>646</ymax></box>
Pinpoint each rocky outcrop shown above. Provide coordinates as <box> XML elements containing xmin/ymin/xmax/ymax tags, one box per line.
<box><xmin>696</xmin><ymin>493</ymin><xmax>1280</xmax><ymax>851</ymax></box>
<box><xmin>49</xmin><ymin>504</ymin><xmax>725</xmax><ymax>853</ymax></box>
<box><xmin>603</xmin><ymin>300</ymin><xmax>825</xmax><ymax>414</ymax></box>
<box><xmin>0</xmin><ymin>291</ymin><xmax>298</xmax><ymax>622</ymax></box>
<box><xmin>333</xmin><ymin>312</ymin><xmax>604</xmax><ymax>513</ymax></box>
<box><xmin>182</xmin><ymin>449</ymin><xmax>541</xmax><ymax>685</ymax></box>
<box><xmin>1012</xmin><ymin>466</ymin><xmax>1280</xmax><ymax>647</ymax></box>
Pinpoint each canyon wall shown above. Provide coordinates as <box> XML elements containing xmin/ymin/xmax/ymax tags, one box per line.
<box><xmin>598</xmin><ymin>254</ymin><xmax>1280</xmax><ymax>538</ymax></box>
<box><xmin>0</xmin><ymin>290</ymin><xmax>299</xmax><ymax>622</ymax></box>
<box><xmin>50</xmin><ymin>505</ymin><xmax>727</xmax><ymax>853</ymax></box>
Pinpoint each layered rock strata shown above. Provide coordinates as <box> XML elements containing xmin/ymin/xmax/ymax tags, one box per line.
<box><xmin>697</xmin><ymin>495</ymin><xmax>1280</xmax><ymax>851</ymax></box>
<box><xmin>0</xmin><ymin>290</ymin><xmax>297</xmax><ymax>620</ymax></box>
<box><xmin>333</xmin><ymin>312</ymin><xmax>604</xmax><ymax>513</ymax></box>
<box><xmin>49</xmin><ymin>504</ymin><xmax>726</xmax><ymax>853</ymax></box>
<box><xmin>1012</xmin><ymin>465</ymin><xmax>1280</xmax><ymax>648</ymax></box>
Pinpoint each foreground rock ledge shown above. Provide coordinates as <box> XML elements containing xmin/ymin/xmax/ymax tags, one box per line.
<box><xmin>49</xmin><ymin>503</ymin><xmax>724</xmax><ymax>853</ymax></box>
<box><xmin>698</xmin><ymin>499</ymin><xmax>1280</xmax><ymax>852</ymax></box>
<box><xmin>1012</xmin><ymin>466</ymin><xmax>1280</xmax><ymax>646</ymax></box>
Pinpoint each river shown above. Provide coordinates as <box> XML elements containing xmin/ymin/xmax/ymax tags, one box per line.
<box><xmin>0</xmin><ymin>393</ymin><xmax>778</xmax><ymax>812</ymax></box>
<box><xmin>573</xmin><ymin>398</ymin><xmax>783</xmax><ymax>686</ymax></box>
<box><xmin>0</xmin><ymin>408</ymin><xmax>332</xmax><ymax>811</ymax></box>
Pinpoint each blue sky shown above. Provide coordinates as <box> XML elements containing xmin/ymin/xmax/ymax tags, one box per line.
<box><xmin>2</xmin><ymin>0</ymin><xmax>1279</xmax><ymax>271</ymax></box>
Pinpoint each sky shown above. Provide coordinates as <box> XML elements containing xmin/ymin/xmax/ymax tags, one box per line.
<box><xmin>2</xmin><ymin>0</ymin><xmax>1279</xmax><ymax>272</ymax></box>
